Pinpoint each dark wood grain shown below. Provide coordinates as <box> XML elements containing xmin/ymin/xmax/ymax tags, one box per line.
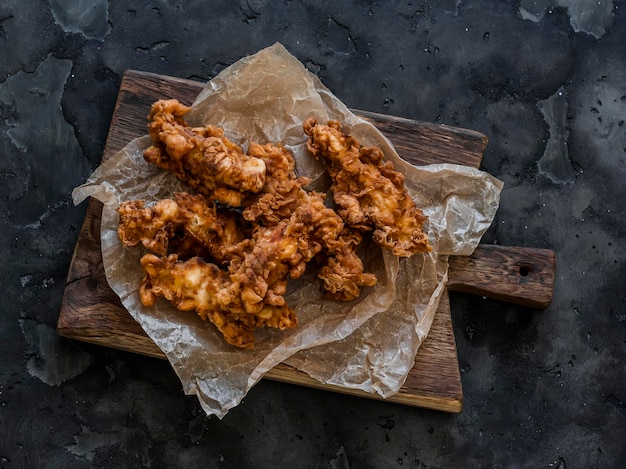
<box><xmin>356</xmin><ymin>109</ymin><xmax>488</xmax><ymax>167</ymax></box>
<box><xmin>57</xmin><ymin>70</ymin><xmax>554</xmax><ymax>414</ymax></box>
<box><xmin>448</xmin><ymin>245</ymin><xmax>556</xmax><ymax>309</ymax></box>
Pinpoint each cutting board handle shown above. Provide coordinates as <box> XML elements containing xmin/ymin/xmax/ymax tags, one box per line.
<box><xmin>448</xmin><ymin>245</ymin><xmax>556</xmax><ymax>309</ymax></box>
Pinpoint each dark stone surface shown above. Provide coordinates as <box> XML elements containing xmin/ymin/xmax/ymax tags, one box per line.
<box><xmin>1</xmin><ymin>1</ymin><xmax>624</xmax><ymax>467</ymax></box>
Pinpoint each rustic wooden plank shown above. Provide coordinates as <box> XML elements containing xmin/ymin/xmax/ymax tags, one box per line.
<box><xmin>356</xmin><ymin>109</ymin><xmax>488</xmax><ymax>167</ymax></box>
<box><xmin>448</xmin><ymin>245</ymin><xmax>556</xmax><ymax>309</ymax></box>
<box><xmin>58</xmin><ymin>69</ymin><xmax>535</xmax><ymax>414</ymax></box>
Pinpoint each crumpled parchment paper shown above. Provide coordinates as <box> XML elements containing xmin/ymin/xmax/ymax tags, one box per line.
<box><xmin>73</xmin><ymin>43</ymin><xmax>503</xmax><ymax>418</ymax></box>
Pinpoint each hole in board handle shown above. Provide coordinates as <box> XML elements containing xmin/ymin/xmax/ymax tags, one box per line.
<box><xmin>519</xmin><ymin>265</ymin><xmax>532</xmax><ymax>277</ymax></box>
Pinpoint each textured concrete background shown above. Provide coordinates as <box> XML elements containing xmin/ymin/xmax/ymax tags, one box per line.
<box><xmin>1</xmin><ymin>1</ymin><xmax>624</xmax><ymax>468</ymax></box>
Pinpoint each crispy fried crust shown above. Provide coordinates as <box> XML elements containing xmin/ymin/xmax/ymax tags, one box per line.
<box><xmin>303</xmin><ymin>118</ymin><xmax>431</xmax><ymax>257</ymax></box>
<box><xmin>144</xmin><ymin>99</ymin><xmax>266</xmax><ymax>206</ymax></box>
<box><xmin>242</xmin><ymin>140</ymin><xmax>377</xmax><ymax>303</ymax></box>
<box><xmin>139</xmin><ymin>254</ymin><xmax>296</xmax><ymax>349</ymax></box>
<box><xmin>117</xmin><ymin>192</ymin><xmax>248</xmax><ymax>266</ymax></box>
<box><xmin>118</xmin><ymin>110</ymin><xmax>428</xmax><ymax>349</ymax></box>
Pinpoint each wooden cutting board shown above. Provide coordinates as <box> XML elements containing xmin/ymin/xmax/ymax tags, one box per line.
<box><xmin>57</xmin><ymin>70</ymin><xmax>556</xmax><ymax>413</ymax></box>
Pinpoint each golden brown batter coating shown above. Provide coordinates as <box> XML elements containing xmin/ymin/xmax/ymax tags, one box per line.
<box><xmin>316</xmin><ymin>229</ymin><xmax>377</xmax><ymax>301</ymax></box>
<box><xmin>139</xmin><ymin>254</ymin><xmax>296</xmax><ymax>349</ymax></box>
<box><xmin>228</xmin><ymin>191</ymin><xmax>364</xmax><ymax>314</ymax></box>
<box><xmin>303</xmin><ymin>118</ymin><xmax>431</xmax><ymax>257</ymax></box>
<box><xmin>144</xmin><ymin>99</ymin><xmax>266</xmax><ymax>206</ymax></box>
<box><xmin>241</xmin><ymin>140</ymin><xmax>377</xmax><ymax>302</ymax></box>
<box><xmin>117</xmin><ymin>192</ymin><xmax>247</xmax><ymax>266</ymax></box>
<box><xmin>120</xmin><ymin>109</ymin><xmax>429</xmax><ymax>349</ymax></box>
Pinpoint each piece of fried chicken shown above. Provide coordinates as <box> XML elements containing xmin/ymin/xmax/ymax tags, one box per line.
<box><xmin>315</xmin><ymin>228</ymin><xmax>376</xmax><ymax>301</ymax></box>
<box><xmin>240</xmin><ymin>141</ymin><xmax>377</xmax><ymax>302</ymax></box>
<box><xmin>228</xmin><ymin>191</ymin><xmax>345</xmax><ymax>314</ymax></box>
<box><xmin>143</xmin><ymin>99</ymin><xmax>266</xmax><ymax>206</ymax></box>
<box><xmin>139</xmin><ymin>254</ymin><xmax>297</xmax><ymax>349</ymax></box>
<box><xmin>242</xmin><ymin>141</ymin><xmax>313</xmax><ymax>226</ymax></box>
<box><xmin>303</xmin><ymin>118</ymin><xmax>431</xmax><ymax>257</ymax></box>
<box><xmin>117</xmin><ymin>192</ymin><xmax>248</xmax><ymax>266</ymax></box>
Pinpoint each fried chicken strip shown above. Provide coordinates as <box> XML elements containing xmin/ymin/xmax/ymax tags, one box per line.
<box><xmin>240</xmin><ymin>141</ymin><xmax>377</xmax><ymax>302</ymax></box>
<box><xmin>135</xmin><ymin>199</ymin><xmax>336</xmax><ymax>348</ymax></box>
<box><xmin>229</xmin><ymin>192</ymin><xmax>343</xmax><ymax>314</ymax></box>
<box><xmin>139</xmin><ymin>254</ymin><xmax>297</xmax><ymax>349</ymax></box>
<box><xmin>315</xmin><ymin>228</ymin><xmax>377</xmax><ymax>301</ymax></box>
<box><xmin>303</xmin><ymin>118</ymin><xmax>431</xmax><ymax>257</ymax></box>
<box><xmin>143</xmin><ymin>99</ymin><xmax>266</xmax><ymax>206</ymax></box>
<box><xmin>117</xmin><ymin>192</ymin><xmax>248</xmax><ymax>265</ymax></box>
<box><xmin>242</xmin><ymin>142</ymin><xmax>312</xmax><ymax>226</ymax></box>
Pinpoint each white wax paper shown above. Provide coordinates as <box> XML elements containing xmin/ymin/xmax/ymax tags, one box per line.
<box><xmin>73</xmin><ymin>43</ymin><xmax>503</xmax><ymax>418</ymax></box>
